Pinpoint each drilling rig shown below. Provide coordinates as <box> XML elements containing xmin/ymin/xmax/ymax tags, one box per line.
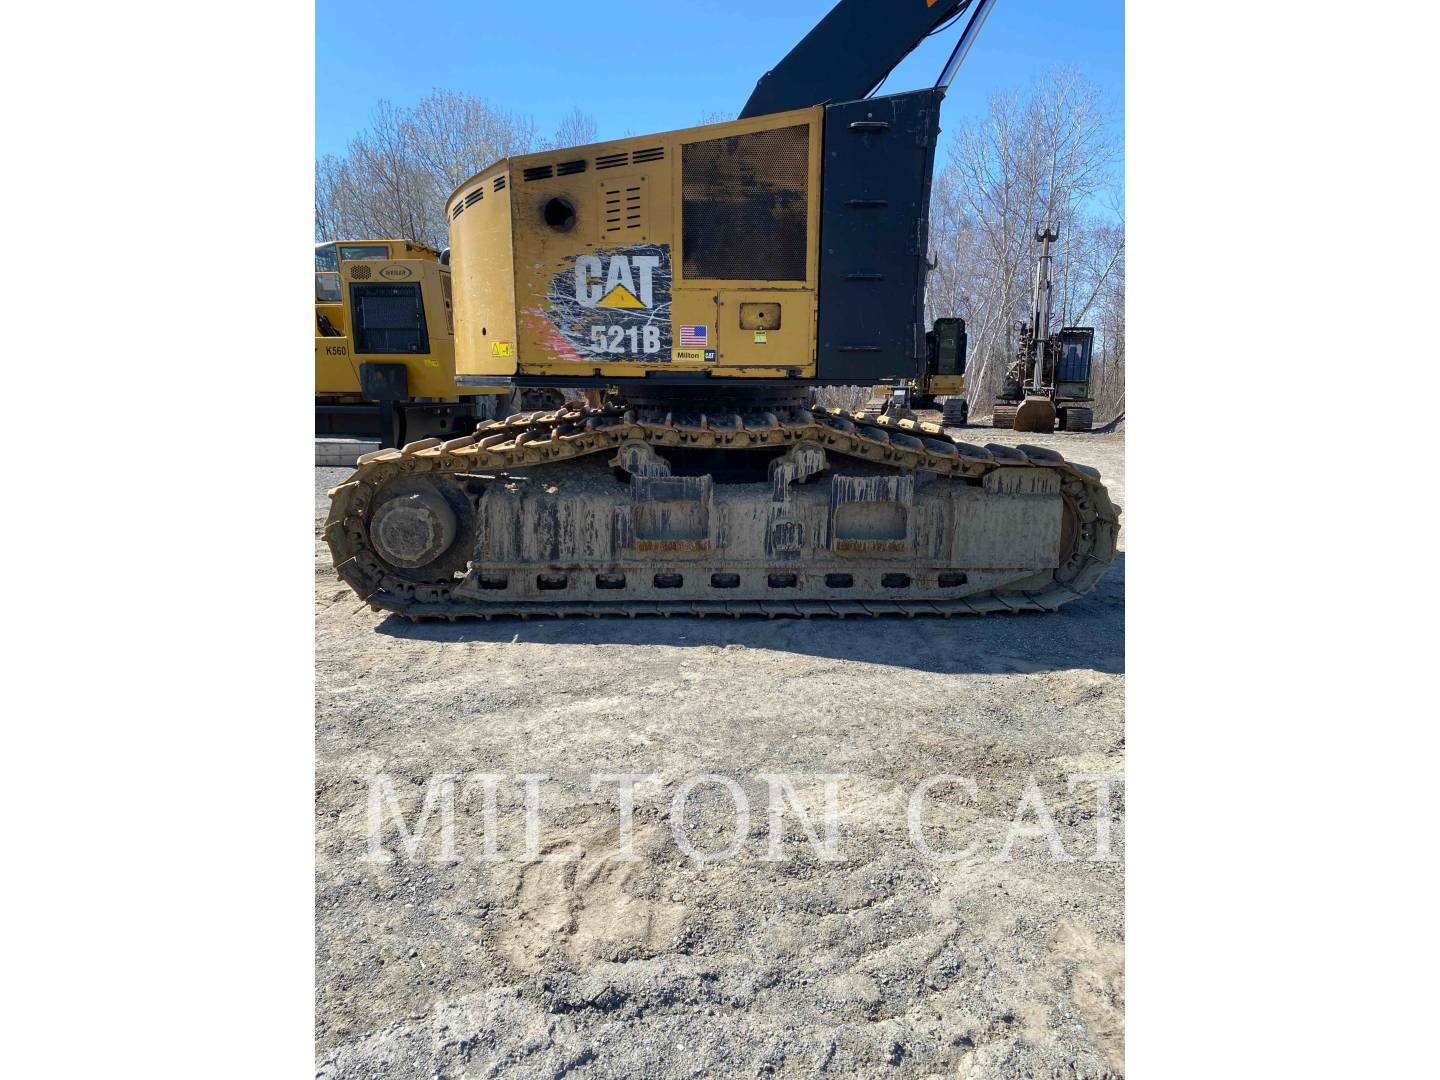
<box><xmin>323</xmin><ymin>0</ymin><xmax>1119</xmax><ymax>619</ymax></box>
<box><xmin>991</xmin><ymin>227</ymin><xmax>1097</xmax><ymax>432</ymax></box>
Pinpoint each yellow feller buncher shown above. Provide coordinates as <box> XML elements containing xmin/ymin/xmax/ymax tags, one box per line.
<box><xmin>324</xmin><ymin>0</ymin><xmax>1119</xmax><ymax>619</ymax></box>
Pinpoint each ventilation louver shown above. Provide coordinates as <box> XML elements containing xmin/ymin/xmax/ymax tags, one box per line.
<box><xmin>595</xmin><ymin>147</ymin><xmax>665</xmax><ymax>170</ymax></box>
<box><xmin>603</xmin><ymin>184</ymin><xmax>643</xmax><ymax>235</ymax></box>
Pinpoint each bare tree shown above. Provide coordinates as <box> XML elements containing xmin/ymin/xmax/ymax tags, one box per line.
<box><xmin>927</xmin><ymin>68</ymin><xmax>1124</xmax><ymax>420</ymax></box>
<box><xmin>315</xmin><ymin>90</ymin><xmax>547</xmax><ymax>249</ymax></box>
<box><xmin>813</xmin><ymin>385</ymin><xmax>875</xmax><ymax>412</ymax></box>
<box><xmin>1090</xmin><ymin>232</ymin><xmax>1125</xmax><ymax>420</ymax></box>
<box><xmin>408</xmin><ymin>89</ymin><xmax>537</xmax><ymax>193</ymax></box>
<box><xmin>545</xmin><ymin>106</ymin><xmax>599</xmax><ymax>150</ymax></box>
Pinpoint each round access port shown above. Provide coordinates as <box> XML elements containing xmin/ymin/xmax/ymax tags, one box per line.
<box><xmin>543</xmin><ymin>196</ymin><xmax>576</xmax><ymax>231</ymax></box>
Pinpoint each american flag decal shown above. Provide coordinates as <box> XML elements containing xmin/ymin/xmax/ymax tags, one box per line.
<box><xmin>679</xmin><ymin>324</ymin><xmax>708</xmax><ymax>347</ymax></box>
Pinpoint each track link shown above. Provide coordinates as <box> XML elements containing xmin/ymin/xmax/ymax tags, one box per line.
<box><xmin>323</xmin><ymin>403</ymin><xmax>1120</xmax><ymax>620</ymax></box>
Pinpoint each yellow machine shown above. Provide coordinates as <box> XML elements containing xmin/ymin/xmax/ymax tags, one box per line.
<box><xmin>924</xmin><ymin>375</ymin><xmax>969</xmax><ymax>423</ymax></box>
<box><xmin>324</xmin><ymin>0</ymin><xmax>1119</xmax><ymax>619</ymax></box>
<box><xmin>868</xmin><ymin>319</ymin><xmax>969</xmax><ymax>423</ymax></box>
<box><xmin>916</xmin><ymin>326</ymin><xmax>969</xmax><ymax>424</ymax></box>
<box><xmin>448</xmin><ymin>108</ymin><xmax>823</xmax><ymax>389</ymax></box>
<box><xmin>315</xmin><ymin>239</ymin><xmax>508</xmax><ymax>446</ymax></box>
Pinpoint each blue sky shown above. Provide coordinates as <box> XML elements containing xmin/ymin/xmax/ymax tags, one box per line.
<box><xmin>317</xmin><ymin>0</ymin><xmax>1122</xmax><ymax>167</ymax></box>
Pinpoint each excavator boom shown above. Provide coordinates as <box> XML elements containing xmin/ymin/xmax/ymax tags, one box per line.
<box><xmin>741</xmin><ymin>0</ymin><xmax>977</xmax><ymax>118</ymax></box>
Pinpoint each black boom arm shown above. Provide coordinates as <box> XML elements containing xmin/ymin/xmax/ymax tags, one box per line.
<box><xmin>739</xmin><ymin>0</ymin><xmax>980</xmax><ymax>119</ymax></box>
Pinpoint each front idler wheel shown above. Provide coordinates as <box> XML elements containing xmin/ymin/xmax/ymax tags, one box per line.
<box><xmin>366</xmin><ymin>476</ymin><xmax>475</xmax><ymax>580</ymax></box>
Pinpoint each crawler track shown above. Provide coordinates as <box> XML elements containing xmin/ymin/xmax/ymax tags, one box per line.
<box><xmin>324</xmin><ymin>403</ymin><xmax>1120</xmax><ymax>620</ymax></box>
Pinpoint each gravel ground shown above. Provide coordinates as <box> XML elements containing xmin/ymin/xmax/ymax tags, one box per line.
<box><xmin>315</xmin><ymin>423</ymin><xmax>1125</xmax><ymax>1079</ymax></box>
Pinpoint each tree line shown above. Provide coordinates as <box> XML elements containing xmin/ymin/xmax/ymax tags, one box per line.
<box><xmin>927</xmin><ymin>68</ymin><xmax>1124</xmax><ymax>422</ymax></box>
<box><xmin>316</xmin><ymin>71</ymin><xmax>1123</xmax><ymax>421</ymax></box>
<box><xmin>316</xmin><ymin>92</ymin><xmax>596</xmax><ymax>252</ymax></box>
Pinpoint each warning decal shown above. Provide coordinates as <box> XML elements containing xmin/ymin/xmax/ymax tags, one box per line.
<box><xmin>543</xmin><ymin>242</ymin><xmax>673</xmax><ymax>361</ymax></box>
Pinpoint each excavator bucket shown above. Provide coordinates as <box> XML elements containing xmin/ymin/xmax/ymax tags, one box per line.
<box><xmin>1013</xmin><ymin>395</ymin><xmax>1056</xmax><ymax>433</ymax></box>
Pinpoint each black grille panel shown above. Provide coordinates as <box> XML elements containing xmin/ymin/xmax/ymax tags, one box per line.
<box><xmin>350</xmin><ymin>283</ymin><xmax>428</xmax><ymax>354</ymax></box>
<box><xmin>556</xmin><ymin>159</ymin><xmax>586</xmax><ymax>176</ymax></box>
<box><xmin>682</xmin><ymin>125</ymin><xmax>808</xmax><ymax>281</ymax></box>
<box><xmin>523</xmin><ymin>165</ymin><xmax>553</xmax><ymax>182</ymax></box>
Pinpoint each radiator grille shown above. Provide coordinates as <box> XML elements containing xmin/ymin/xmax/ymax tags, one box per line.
<box><xmin>351</xmin><ymin>283</ymin><xmax>427</xmax><ymax>354</ymax></box>
<box><xmin>681</xmin><ymin>124</ymin><xmax>808</xmax><ymax>281</ymax></box>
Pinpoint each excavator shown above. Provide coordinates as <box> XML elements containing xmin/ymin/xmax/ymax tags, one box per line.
<box><xmin>992</xmin><ymin>226</ymin><xmax>1098</xmax><ymax>432</ymax></box>
<box><xmin>323</xmin><ymin>0</ymin><xmax>1119</xmax><ymax>619</ymax></box>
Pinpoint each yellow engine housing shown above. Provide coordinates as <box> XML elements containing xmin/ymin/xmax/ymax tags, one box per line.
<box><xmin>447</xmin><ymin>108</ymin><xmax>825</xmax><ymax>386</ymax></box>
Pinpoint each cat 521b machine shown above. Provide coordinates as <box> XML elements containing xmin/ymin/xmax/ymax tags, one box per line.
<box><xmin>324</xmin><ymin>0</ymin><xmax>1119</xmax><ymax>619</ymax></box>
